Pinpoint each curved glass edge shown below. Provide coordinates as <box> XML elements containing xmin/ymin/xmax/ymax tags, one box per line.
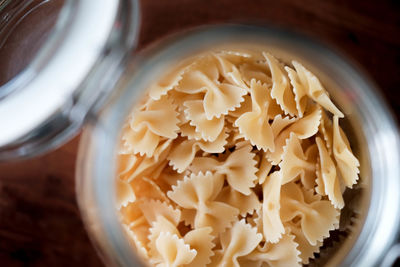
<box><xmin>77</xmin><ymin>25</ymin><xmax>400</xmax><ymax>267</ymax></box>
<box><xmin>0</xmin><ymin>0</ymin><xmax>71</xmax><ymax>99</ymax></box>
<box><xmin>0</xmin><ymin>0</ymin><xmax>141</xmax><ymax>160</ymax></box>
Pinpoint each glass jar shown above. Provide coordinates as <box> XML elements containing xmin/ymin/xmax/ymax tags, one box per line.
<box><xmin>0</xmin><ymin>0</ymin><xmax>139</xmax><ymax>159</ymax></box>
<box><xmin>75</xmin><ymin>26</ymin><xmax>400</xmax><ymax>266</ymax></box>
<box><xmin>0</xmin><ymin>1</ymin><xmax>399</xmax><ymax>266</ymax></box>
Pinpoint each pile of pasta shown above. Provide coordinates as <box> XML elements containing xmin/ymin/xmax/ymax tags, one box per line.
<box><xmin>116</xmin><ymin>50</ymin><xmax>360</xmax><ymax>267</ymax></box>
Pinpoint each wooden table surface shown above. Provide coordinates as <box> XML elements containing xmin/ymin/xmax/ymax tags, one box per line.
<box><xmin>1</xmin><ymin>0</ymin><xmax>399</xmax><ymax>266</ymax></box>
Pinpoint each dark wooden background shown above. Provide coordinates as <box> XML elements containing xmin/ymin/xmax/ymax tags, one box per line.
<box><xmin>1</xmin><ymin>0</ymin><xmax>399</xmax><ymax>266</ymax></box>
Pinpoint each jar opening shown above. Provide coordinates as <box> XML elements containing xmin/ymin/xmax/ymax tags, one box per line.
<box><xmin>0</xmin><ymin>0</ymin><xmax>64</xmax><ymax>97</ymax></box>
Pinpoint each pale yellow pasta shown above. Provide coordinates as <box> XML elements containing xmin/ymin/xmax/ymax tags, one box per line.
<box><xmin>239</xmin><ymin>62</ymin><xmax>272</xmax><ymax>87</ymax></box>
<box><xmin>138</xmin><ymin>199</ymin><xmax>181</xmax><ymax>226</ymax></box>
<box><xmin>167</xmin><ymin>130</ymin><xmax>228</xmax><ymax>173</ymax></box>
<box><xmin>116</xmin><ymin>178</ymin><xmax>136</xmax><ymax>209</ymax></box>
<box><xmin>183</xmin><ymin>99</ymin><xmax>225</xmax><ymax>142</ymax></box>
<box><xmin>125</xmin><ymin>96</ymin><xmax>179</xmax><ymax>157</ymax></box>
<box><xmin>267</xmin><ymin>104</ymin><xmax>321</xmax><ymax>164</ymax></box>
<box><xmin>255</xmin><ymin>150</ymin><xmax>273</xmax><ymax>184</ymax></box>
<box><xmin>216</xmin><ymin>186</ymin><xmax>261</xmax><ymax>216</ymax></box>
<box><xmin>189</xmin><ymin>144</ymin><xmax>258</xmax><ymax>195</ymax></box>
<box><xmin>264</xmin><ymin>52</ymin><xmax>297</xmax><ymax>116</ymax></box>
<box><xmin>176</xmin><ymin>55</ymin><xmax>247</xmax><ymax>119</ymax></box>
<box><xmin>214</xmin><ymin>53</ymin><xmax>249</xmax><ymax>89</ymax></box>
<box><xmin>319</xmin><ymin>110</ymin><xmax>334</xmax><ymax>154</ymax></box>
<box><xmin>148</xmin><ymin>216</ymin><xmax>181</xmax><ymax>259</ymax></box>
<box><xmin>130</xmin><ymin>176</ymin><xmax>169</xmax><ymax>203</ymax></box>
<box><xmin>280</xmin><ymin>182</ymin><xmax>339</xmax><ymax>245</ymax></box>
<box><xmin>182</xmin><ymin>227</ymin><xmax>215</xmax><ymax>266</ymax></box>
<box><xmin>286</xmin><ymin>221</ymin><xmax>322</xmax><ymax>264</ymax></box>
<box><xmin>279</xmin><ymin>133</ymin><xmax>316</xmax><ymax>188</ymax></box>
<box><xmin>262</xmin><ymin>171</ymin><xmax>285</xmax><ymax>243</ymax></box>
<box><xmin>285</xmin><ymin>65</ymin><xmax>308</xmax><ymax>118</ymax></box>
<box><xmin>333</xmin><ymin>116</ymin><xmax>360</xmax><ymax>188</ymax></box>
<box><xmin>292</xmin><ymin>61</ymin><xmax>344</xmax><ymax>118</ymax></box>
<box><xmin>167</xmin><ymin>172</ymin><xmax>239</xmax><ymax>235</ymax></box>
<box><xmin>211</xmin><ymin>220</ymin><xmax>262</xmax><ymax>267</ymax></box>
<box><xmin>147</xmin><ymin>61</ymin><xmax>190</xmax><ymax>101</ymax></box>
<box><xmin>148</xmin><ymin>217</ymin><xmax>215</xmax><ymax>267</ymax></box>
<box><xmin>235</xmin><ymin>80</ymin><xmax>274</xmax><ymax>152</ymax></box>
<box><xmin>316</xmin><ymin>136</ymin><xmax>344</xmax><ymax>209</ymax></box>
<box><xmin>116</xmin><ymin>49</ymin><xmax>360</xmax><ymax>267</ymax></box>
<box><xmin>119</xmin><ymin>139</ymin><xmax>172</xmax><ymax>183</ymax></box>
<box><xmin>239</xmin><ymin>232</ymin><xmax>301</xmax><ymax>267</ymax></box>
<box><xmin>153</xmin><ymin>232</ymin><xmax>197</xmax><ymax>267</ymax></box>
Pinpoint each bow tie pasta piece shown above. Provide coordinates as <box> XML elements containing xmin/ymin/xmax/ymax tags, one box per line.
<box><xmin>216</xmin><ymin>144</ymin><xmax>258</xmax><ymax>195</ymax></box>
<box><xmin>216</xmin><ymin>186</ymin><xmax>261</xmax><ymax>216</ymax></box>
<box><xmin>168</xmin><ymin>90</ymin><xmax>204</xmax><ymax>113</ymax></box>
<box><xmin>182</xmin><ymin>227</ymin><xmax>215</xmax><ymax>267</ymax></box>
<box><xmin>179</xmin><ymin>121</ymin><xmax>203</xmax><ymax>141</ymax></box>
<box><xmin>167</xmin><ymin>130</ymin><xmax>228</xmax><ymax>173</ymax></box>
<box><xmin>131</xmin><ymin>96</ymin><xmax>180</xmax><ymax>139</ymax></box>
<box><xmin>291</xmin><ymin>61</ymin><xmax>344</xmax><ymax>118</ymax></box>
<box><xmin>240</xmin><ymin>232</ymin><xmax>301</xmax><ymax>267</ymax></box>
<box><xmin>214</xmin><ymin>53</ymin><xmax>249</xmax><ymax>89</ymax></box>
<box><xmin>211</xmin><ymin>220</ymin><xmax>263</xmax><ymax>267</ymax></box>
<box><xmin>239</xmin><ymin>61</ymin><xmax>272</xmax><ymax>87</ymax></box>
<box><xmin>176</xmin><ymin>106</ymin><xmax>204</xmax><ymax>141</ymax></box>
<box><xmin>255</xmin><ymin>150</ymin><xmax>273</xmax><ymax>185</ymax></box>
<box><xmin>167</xmin><ymin>172</ymin><xmax>239</xmax><ymax>235</ymax></box>
<box><xmin>285</xmin><ymin>66</ymin><xmax>308</xmax><ymax>118</ymax></box>
<box><xmin>119</xmin><ymin>200</ymin><xmax>145</xmax><ymax>227</ymax></box>
<box><xmin>279</xmin><ymin>133</ymin><xmax>317</xmax><ymax>188</ymax></box>
<box><xmin>189</xmin><ymin>144</ymin><xmax>258</xmax><ymax>195</ymax></box>
<box><xmin>158</xmin><ymin>167</ymin><xmax>187</xmax><ymax>191</ymax></box>
<box><xmin>117</xmin><ymin>153</ymin><xmax>139</xmax><ymax>176</ymax></box>
<box><xmin>153</xmin><ymin>232</ymin><xmax>197</xmax><ymax>267</ymax></box>
<box><xmin>122</xmin><ymin>124</ymin><xmax>160</xmax><ymax>157</ymax></box>
<box><xmin>280</xmin><ymin>182</ymin><xmax>339</xmax><ymax>245</ymax></box>
<box><xmin>235</xmin><ymin>79</ymin><xmax>274</xmax><ymax>152</ymax></box>
<box><xmin>149</xmin><ymin>216</ymin><xmax>215</xmax><ymax>267</ymax></box>
<box><xmin>319</xmin><ymin>110</ymin><xmax>334</xmax><ymax>154</ymax></box>
<box><xmin>263</xmin><ymin>52</ymin><xmax>297</xmax><ymax>117</ymax></box>
<box><xmin>123</xmin><ymin>97</ymin><xmax>179</xmax><ymax>157</ymax></box>
<box><xmin>119</xmin><ymin>139</ymin><xmax>172</xmax><ymax>183</ymax></box>
<box><xmin>148</xmin><ymin>59</ymin><xmax>194</xmax><ymax>101</ymax></box>
<box><xmin>268</xmin><ymin>105</ymin><xmax>321</xmax><ymax>164</ymax></box>
<box><xmin>116</xmin><ymin>178</ymin><xmax>136</xmax><ymax>209</ymax></box>
<box><xmin>262</xmin><ymin>171</ymin><xmax>285</xmax><ymax>243</ymax></box>
<box><xmin>270</xmin><ymin>114</ymin><xmax>296</xmax><ymax>139</ymax></box>
<box><xmin>333</xmin><ymin>116</ymin><xmax>360</xmax><ymax>188</ymax></box>
<box><xmin>286</xmin><ymin>221</ymin><xmax>322</xmax><ymax>264</ymax></box>
<box><xmin>188</xmin><ymin>156</ymin><xmax>219</xmax><ymax>174</ymax></box>
<box><xmin>138</xmin><ymin>199</ymin><xmax>181</xmax><ymax>227</ymax></box>
<box><xmin>131</xmin><ymin>176</ymin><xmax>169</xmax><ymax>203</ymax></box>
<box><xmin>177</xmin><ymin>55</ymin><xmax>247</xmax><ymax>120</ymax></box>
<box><xmin>228</xmin><ymin>94</ymin><xmax>252</xmax><ymax>118</ymax></box>
<box><xmin>316</xmin><ymin>137</ymin><xmax>344</xmax><ymax>209</ymax></box>
<box><xmin>148</xmin><ymin>216</ymin><xmax>181</xmax><ymax>259</ymax></box>
<box><xmin>183</xmin><ymin>100</ymin><xmax>225</xmax><ymax>142</ymax></box>
<box><xmin>224</xmin><ymin>125</ymin><xmax>247</xmax><ymax>148</ymax></box>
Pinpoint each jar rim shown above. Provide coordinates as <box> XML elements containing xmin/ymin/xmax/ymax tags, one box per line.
<box><xmin>77</xmin><ymin>24</ymin><xmax>400</xmax><ymax>267</ymax></box>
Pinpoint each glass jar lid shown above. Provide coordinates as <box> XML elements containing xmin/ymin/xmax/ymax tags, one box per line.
<box><xmin>0</xmin><ymin>0</ymin><xmax>140</xmax><ymax>159</ymax></box>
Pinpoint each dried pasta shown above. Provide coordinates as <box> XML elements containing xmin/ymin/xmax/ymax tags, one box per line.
<box><xmin>116</xmin><ymin>49</ymin><xmax>360</xmax><ymax>266</ymax></box>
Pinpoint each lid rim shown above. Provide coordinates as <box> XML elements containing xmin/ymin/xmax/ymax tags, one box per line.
<box><xmin>0</xmin><ymin>0</ymin><xmax>141</xmax><ymax>159</ymax></box>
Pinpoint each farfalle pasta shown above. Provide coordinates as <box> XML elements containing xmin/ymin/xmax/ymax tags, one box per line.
<box><xmin>116</xmin><ymin>49</ymin><xmax>360</xmax><ymax>266</ymax></box>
